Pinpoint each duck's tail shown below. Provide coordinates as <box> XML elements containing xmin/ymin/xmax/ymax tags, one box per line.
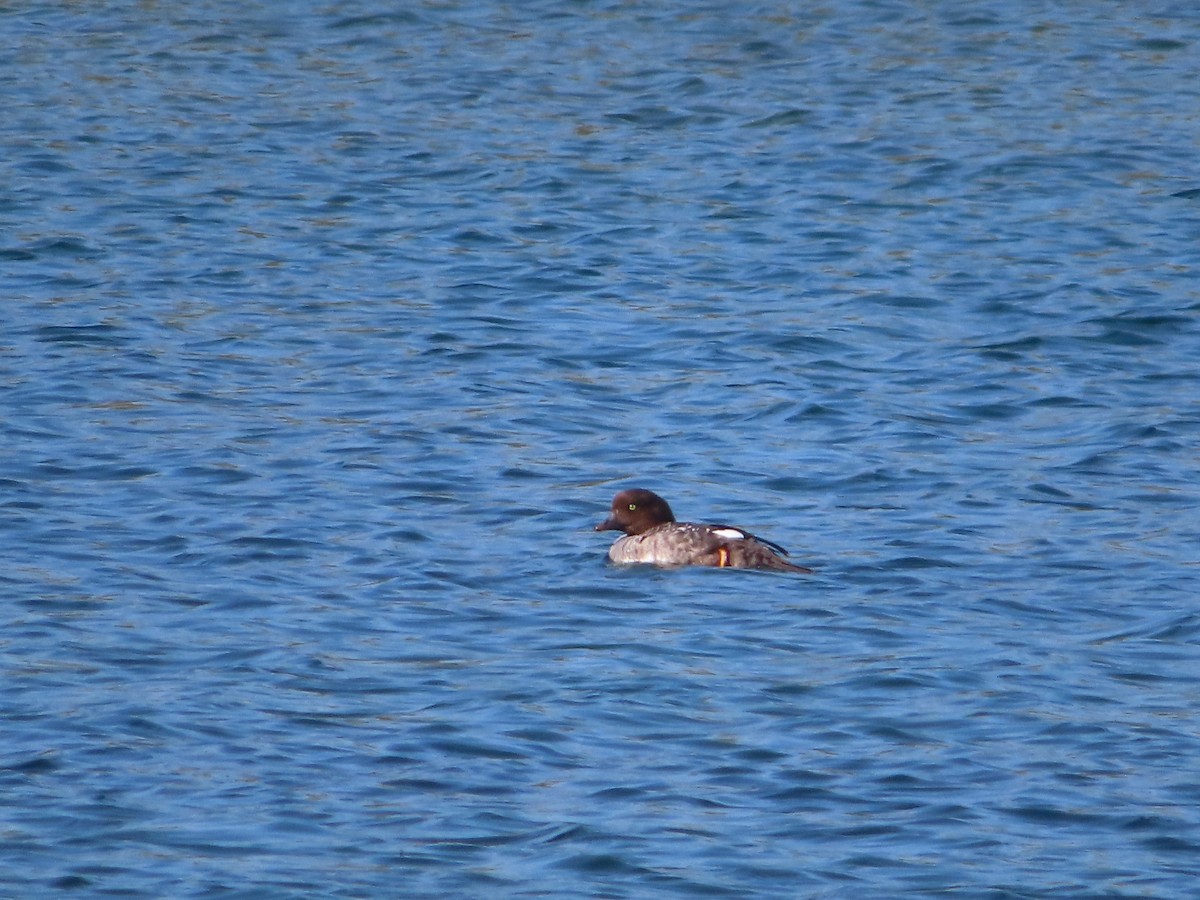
<box><xmin>714</xmin><ymin>541</ymin><xmax>814</xmax><ymax>574</ymax></box>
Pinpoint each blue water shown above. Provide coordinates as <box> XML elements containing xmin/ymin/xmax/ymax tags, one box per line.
<box><xmin>3</xmin><ymin>1</ymin><xmax>1200</xmax><ymax>896</ymax></box>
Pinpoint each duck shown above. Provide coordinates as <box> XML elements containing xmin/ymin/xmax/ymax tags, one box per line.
<box><xmin>595</xmin><ymin>488</ymin><xmax>813</xmax><ymax>573</ymax></box>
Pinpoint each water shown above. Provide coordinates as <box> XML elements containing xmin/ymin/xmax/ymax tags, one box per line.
<box><xmin>3</xmin><ymin>1</ymin><xmax>1200</xmax><ymax>896</ymax></box>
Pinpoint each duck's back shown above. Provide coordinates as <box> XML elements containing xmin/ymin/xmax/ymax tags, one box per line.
<box><xmin>608</xmin><ymin>522</ymin><xmax>811</xmax><ymax>572</ymax></box>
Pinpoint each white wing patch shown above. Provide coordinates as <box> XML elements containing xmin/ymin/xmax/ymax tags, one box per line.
<box><xmin>711</xmin><ymin>527</ymin><xmax>747</xmax><ymax>540</ymax></box>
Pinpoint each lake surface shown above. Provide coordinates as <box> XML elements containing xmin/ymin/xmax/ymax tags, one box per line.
<box><xmin>3</xmin><ymin>1</ymin><xmax>1200</xmax><ymax>896</ymax></box>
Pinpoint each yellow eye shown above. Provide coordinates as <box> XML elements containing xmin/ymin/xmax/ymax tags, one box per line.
<box><xmin>628</xmin><ymin>503</ymin><xmax>637</xmax><ymax>511</ymax></box>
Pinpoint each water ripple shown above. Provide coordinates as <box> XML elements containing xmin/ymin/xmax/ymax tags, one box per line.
<box><xmin>2</xmin><ymin>1</ymin><xmax>1199</xmax><ymax>897</ymax></box>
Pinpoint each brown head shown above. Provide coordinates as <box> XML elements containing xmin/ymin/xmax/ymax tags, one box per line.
<box><xmin>595</xmin><ymin>488</ymin><xmax>676</xmax><ymax>536</ymax></box>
